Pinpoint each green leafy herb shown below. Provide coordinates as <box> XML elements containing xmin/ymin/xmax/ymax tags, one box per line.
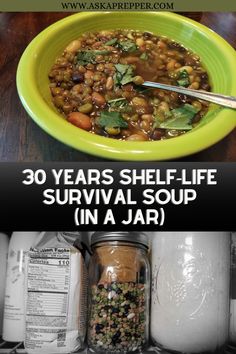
<box><xmin>77</xmin><ymin>50</ymin><xmax>111</xmax><ymax>66</ymax></box>
<box><xmin>98</xmin><ymin>111</ymin><xmax>128</xmax><ymax>129</ymax></box>
<box><xmin>113</xmin><ymin>64</ymin><xmax>136</xmax><ymax>86</ymax></box>
<box><xmin>177</xmin><ymin>69</ymin><xmax>190</xmax><ymax>87</ymax></box>
<box><xmin>155</xmin><ymin>104</ymin><xmax>199</xmax><ymax>130</ymax></box>
<box><xmin>140</xmin><ymin>52</ymin><xmax>148</xmax><ymax>61</ymax></box>
<box><xmin>108</xmin><ymin>98</ymin><xmax>127</xmax><ymax>105</ymax></box>
<box><xmin>105</xmin><ymin>38</ymin><xmax>118</xmax><ymax>46</ymax></box>
<box><xmin>118</xmin><ymin>40</ymin><xmax>138</xmax><ymax>53</ymax></box>
<box><xmin>108</xmin><ymin>98</ymin><xmax>132</xmax><ymax>113</ymax></box>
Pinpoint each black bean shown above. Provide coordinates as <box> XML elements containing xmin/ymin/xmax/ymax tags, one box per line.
<box><xmin>168</xmin><ymin>42</ymin><xmax>186</xmax><ymax>52</ymax></box>
<box><xmin>72</xmin><ymin>72</ymin><xmax>84</xmax><ymax>83</ymax></box>
<box><xmin>124</xmin><ymin>304</ymin><xmax>131</xmax><ymax>312</ymax></box>
<box><xmin>112</xmin><ymin>307</ymin><xmax>119</xmax><ymax>314</ymax></box>
<box><xmin>143</xmin><ymin>32</ymin><xmax>152</xmax><ymax>39</ymax></box>
<box><xmin>95</xmin><ymin>323</ymin><xmax>104</xmax><ymax>333</ymax></box>
<box><xmin>112</xmin><ymin>331</ymin><xmax>121</xmax><ymax>340</ymax></box>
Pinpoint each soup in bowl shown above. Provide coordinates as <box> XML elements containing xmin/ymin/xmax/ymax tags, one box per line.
<box><xmin>17</xmin><ymin>12</ymin><xmax>236</xmax><ymax>160</ymax></box>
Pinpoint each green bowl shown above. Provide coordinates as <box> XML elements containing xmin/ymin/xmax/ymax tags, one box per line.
<box><xmin>17</xmin><ymin>12</ymin><xmax>236</xmax><ymax>161</ymax></box>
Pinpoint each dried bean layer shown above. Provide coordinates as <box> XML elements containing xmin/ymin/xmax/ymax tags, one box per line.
<box><xmin>88</xmin><ymin>282</ymin><xmax>146</xmax><ymax>352</ymax></box>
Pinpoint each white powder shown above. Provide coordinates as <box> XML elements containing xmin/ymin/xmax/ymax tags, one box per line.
<box><xmin>151</xmin><ymin>232</ymin><xmax>230</xmax><ymax>353</ymax></box>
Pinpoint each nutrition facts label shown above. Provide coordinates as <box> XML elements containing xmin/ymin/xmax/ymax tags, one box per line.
<box><xmin>25</xmin><ymin>248</ymin><xmax>71</xmax><ymax>350</ymax></box>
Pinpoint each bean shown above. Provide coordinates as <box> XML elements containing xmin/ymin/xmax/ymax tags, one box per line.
<box><xmin>132</xmin><ymin>76</ymin><xmax>144</xmax><ymax>85</ymax></box>
<box><xmin>106</xmin><ymin>77</ymin><xmax>114</xmax><ymax>90</ymax></box>
<box><xmin>166</xmin><ymin>59</ymin><xmax>177</xmax><ymax>71</ymax></box>
<box><xmin>192</xmin><ymin>101</ymin><xmax>202</xmax><ymax>111</ymax></box>
<box><xmin>127</xmin><ymin>32</ymin><xmax>134</xmax><ymax>40</ymax></box>
<box><xmin>174</xmin><ymin>63</ymin><xmax>182</xmax><ymax>69</ymax></box>
<box><xmin>151</xmin><ymin>129</ymin><xmax>165</xmax><ymax>140</ymax></box>
<box><xmin>62</xmin><ymin>104</ymin><xmax>73</xmax><ymax>113</ymax></box>
<box><xmin>159</xmin><ymin>101</ymin><xmax>170</xmax><ymax>112</ymax></box>
<box><xmin>68</xmin><ymin>112</ymin><xmax>92</xmax><ymax>131</ymax></box>
<box><xmin>189</xmin><ymin>75</ymin><xmax>195</xmax><ymax>84</ymax></box>
<box><xmin>87</xmin><ymin>63</ymin><xmax>95</xmax><ymax>70</ymax></box>
<box><xmin>93</xmin><ymin>73</ymin><xmax>102</xmax><ymax>82</ymax></box>
<box><xmin>136</xmin><ymin>38</ymin><xmax>144</xmax><ymax>47</ymax></box>
<box><xmin>51</xmin><ymin>87</ymin><xmax>62</xmax><ymax>96</ymax></box>
<box><xmin>97</xmin><ymin>64</ymin><xmax>105</xmax><ymax>72</ymax></box>
<box><xmin>125</xmin><ymin>56</ymin><xmax>140</xmax><ymax>64</ymax></box>
<box><xmin>85</xmin><ymin>70</ymin><xmax>94</xmax><ymax>79</ymax></box>
<box><xmin>157</xmin><ymin>41</ymin><xmax>167</xmax><ymax>50</ymax></box>
<box><xmin>54</xmin><ymin>96</ymin><xmax>64</xmax><ymax>108</ymax></box>
<box><xmin>141</xmin><ymin>114</ymin><xmax>153</xmax><ymax>122</ymax></box>
<box><xmin>126</xmin><ymin>134</ymin><xmax>148</xmax><ymax>141</ymax></box>
<box><xmin>72</xmin><ymin>72</ymin><xmax>84</xmax><ymax>83</ymax></box>
<box><xmin>92</xmin><ymin>92</ymin><xmax>106</xmax><ymax>106</ymax></box>
<box><xmin>65</xmin><ymin>39</ymin><xmax>81</xmax><ymax>53</ymax></box>
<box><xmin>159</xmin><ymin>54</ymin><xmax>167</xmax><ymax>61</ymax></box>
<box><xmin>121</xmin><ymin>129</ymin><xmax>131</xmax><ymax>137</ymax></box>
<box><xmin>100</xmin><ymin>30</ymin><xmax>113</xmax><ymax>36</ymax></box>
<box><xmin>177</xmin><ymin>66</ymin><xmax>193</xmax><ymax>74</ymax></box>
<box><xmin>85</xmin><ymin>78</ymin><xmax>94</xmax><ymax>87</ymax></box>
<box><xmin>129</xmin><ymin>114</ymin><xmax>139</xmax><ymax>122</ymax></box>
<box><xmin>96</xmin><ymin>55</ymin><xmax>104</xmax><ymax>62</ymax></box>
<box><xmin>140</xmin><ymin>121</ymin><xmax>150</xmax><ymax>131</ymax></box>
<box><xmin>189</xmin><ymin>82</ymin><xmax>200</xmax><ymax>90</ymax></box>
<box><xmin>132</xmin><ymin>97</ymin><xmax>148</xmax><ymax>107</ymax></box>
<box><xmin>79</xmin><ymin>103</ymin><xmax>93</xmax><ymax>114</ymax></box>
<box><xmin>71</xmin><ymin>84</ymin><xmax>83</xmax><ymax>96</ymax></box>
<box><xmin>78</xmin><ymin>66</ymin><xmax>86</xmax><ymax>73</ymax></box>
<box><xmin>105</xmin><ymin>127</ymin><xmax>120</xmax><ymax>135</ymax></box>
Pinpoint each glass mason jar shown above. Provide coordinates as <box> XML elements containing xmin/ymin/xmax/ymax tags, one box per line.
<box><xmin>151</xmin><ymin>232</ymin><xmax>230</xmax><ymax>354</ymax></box>
<box><xmin>87</xmin><ymin>232</ymin><xmax>150</xmax><ymax>353</ymax></box>
<box><xmin>230</xmin><ymin>232</ymin><xmax>236</xmax><ymax>344</ymax></box>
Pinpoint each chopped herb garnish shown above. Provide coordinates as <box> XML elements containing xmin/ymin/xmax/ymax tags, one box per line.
<box><xmin>118</xmin><ymin>40</ymin><xmax>138</xmax><ymax>53</ymax></box>
<box><xmin>140</xmin><ymin>52</ymin><xmax>148</xmax><ymax>60</ymax></box>
<box><xmin>155</xmin><ymin>104</ymin><xmax>199</xmax><ymax>130</ymax></box>
<box><xmin>77</xmin><ymin>50</ymin><xmax>111</xmax><ymax>66</ymax></box>
<box><xmin>108</xmin><ymin>97</ymin><xmax>127</xmax><ymax>104</ymax></box>
<box><xmin>177</xmin><ymin>69</ymin><xmax>190</xmax><ymax>87</ymax></box>
<box><xmin>113</xmin><ymin>64</ymin><xmax>136</xmax><ymax>86</ymax></box>
<box><xmin>108</xmin><ymin>98</ymin><xmax>132</xmax><ymax>113</ymax></box>
<box><xmin>105</xmin><ymin>38</ymin><xmax>118</xmax><ymax>46</ymax></box>
<box><xmin>98</xmin><ymin>111</ymin><xmax>128</xmax><ymax>129</ymax></box>
<box><xmin>105</xmin><ymin>39</ymin><xmax>137</xmax><ymax>52</ymax></box>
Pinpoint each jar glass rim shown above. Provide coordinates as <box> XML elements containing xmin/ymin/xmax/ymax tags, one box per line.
<box><xmin>91</xmin><ymin>231</ymin><xmax>149</xmax><ymax>249</ymax></box>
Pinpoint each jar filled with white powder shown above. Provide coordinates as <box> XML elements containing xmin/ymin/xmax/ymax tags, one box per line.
<box><xmin>151</xmin><ymin>232</ymin><xmax>230</xmax><ymax>353</ymax></box>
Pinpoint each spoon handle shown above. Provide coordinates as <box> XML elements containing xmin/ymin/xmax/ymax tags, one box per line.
<box><xmin>142</xmin><ymin>81</ymin><xmax>236</xmax><ymax>109</ymax></box>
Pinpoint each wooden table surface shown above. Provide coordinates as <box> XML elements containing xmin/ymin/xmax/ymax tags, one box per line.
<box><xmin>0</xmin><ymin>12</ymin><xmax>236</xmax><ymax>162</ymax></box>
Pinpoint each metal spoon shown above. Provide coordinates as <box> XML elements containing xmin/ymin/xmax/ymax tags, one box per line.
<box><xmin>142</xmin><ymin>81</ymin><xmax>236</xmax><ymax>109</ymax></box>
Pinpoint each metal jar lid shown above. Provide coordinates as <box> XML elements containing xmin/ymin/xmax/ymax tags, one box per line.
<box><xmin>91</xmin><ymin>231</ymin><xmax>149</xmax><ymax>249</ymax></box>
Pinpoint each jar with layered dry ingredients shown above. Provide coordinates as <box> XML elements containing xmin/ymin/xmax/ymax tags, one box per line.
<box><xmin>87</xmin><ymin>232</ymin><xmax>150</xmax><ymax>353</ymax></box>
<box><xmin>151</xmin><ymin>232</ymin><xmax>231</xmax><ymax>354</ymax></box>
